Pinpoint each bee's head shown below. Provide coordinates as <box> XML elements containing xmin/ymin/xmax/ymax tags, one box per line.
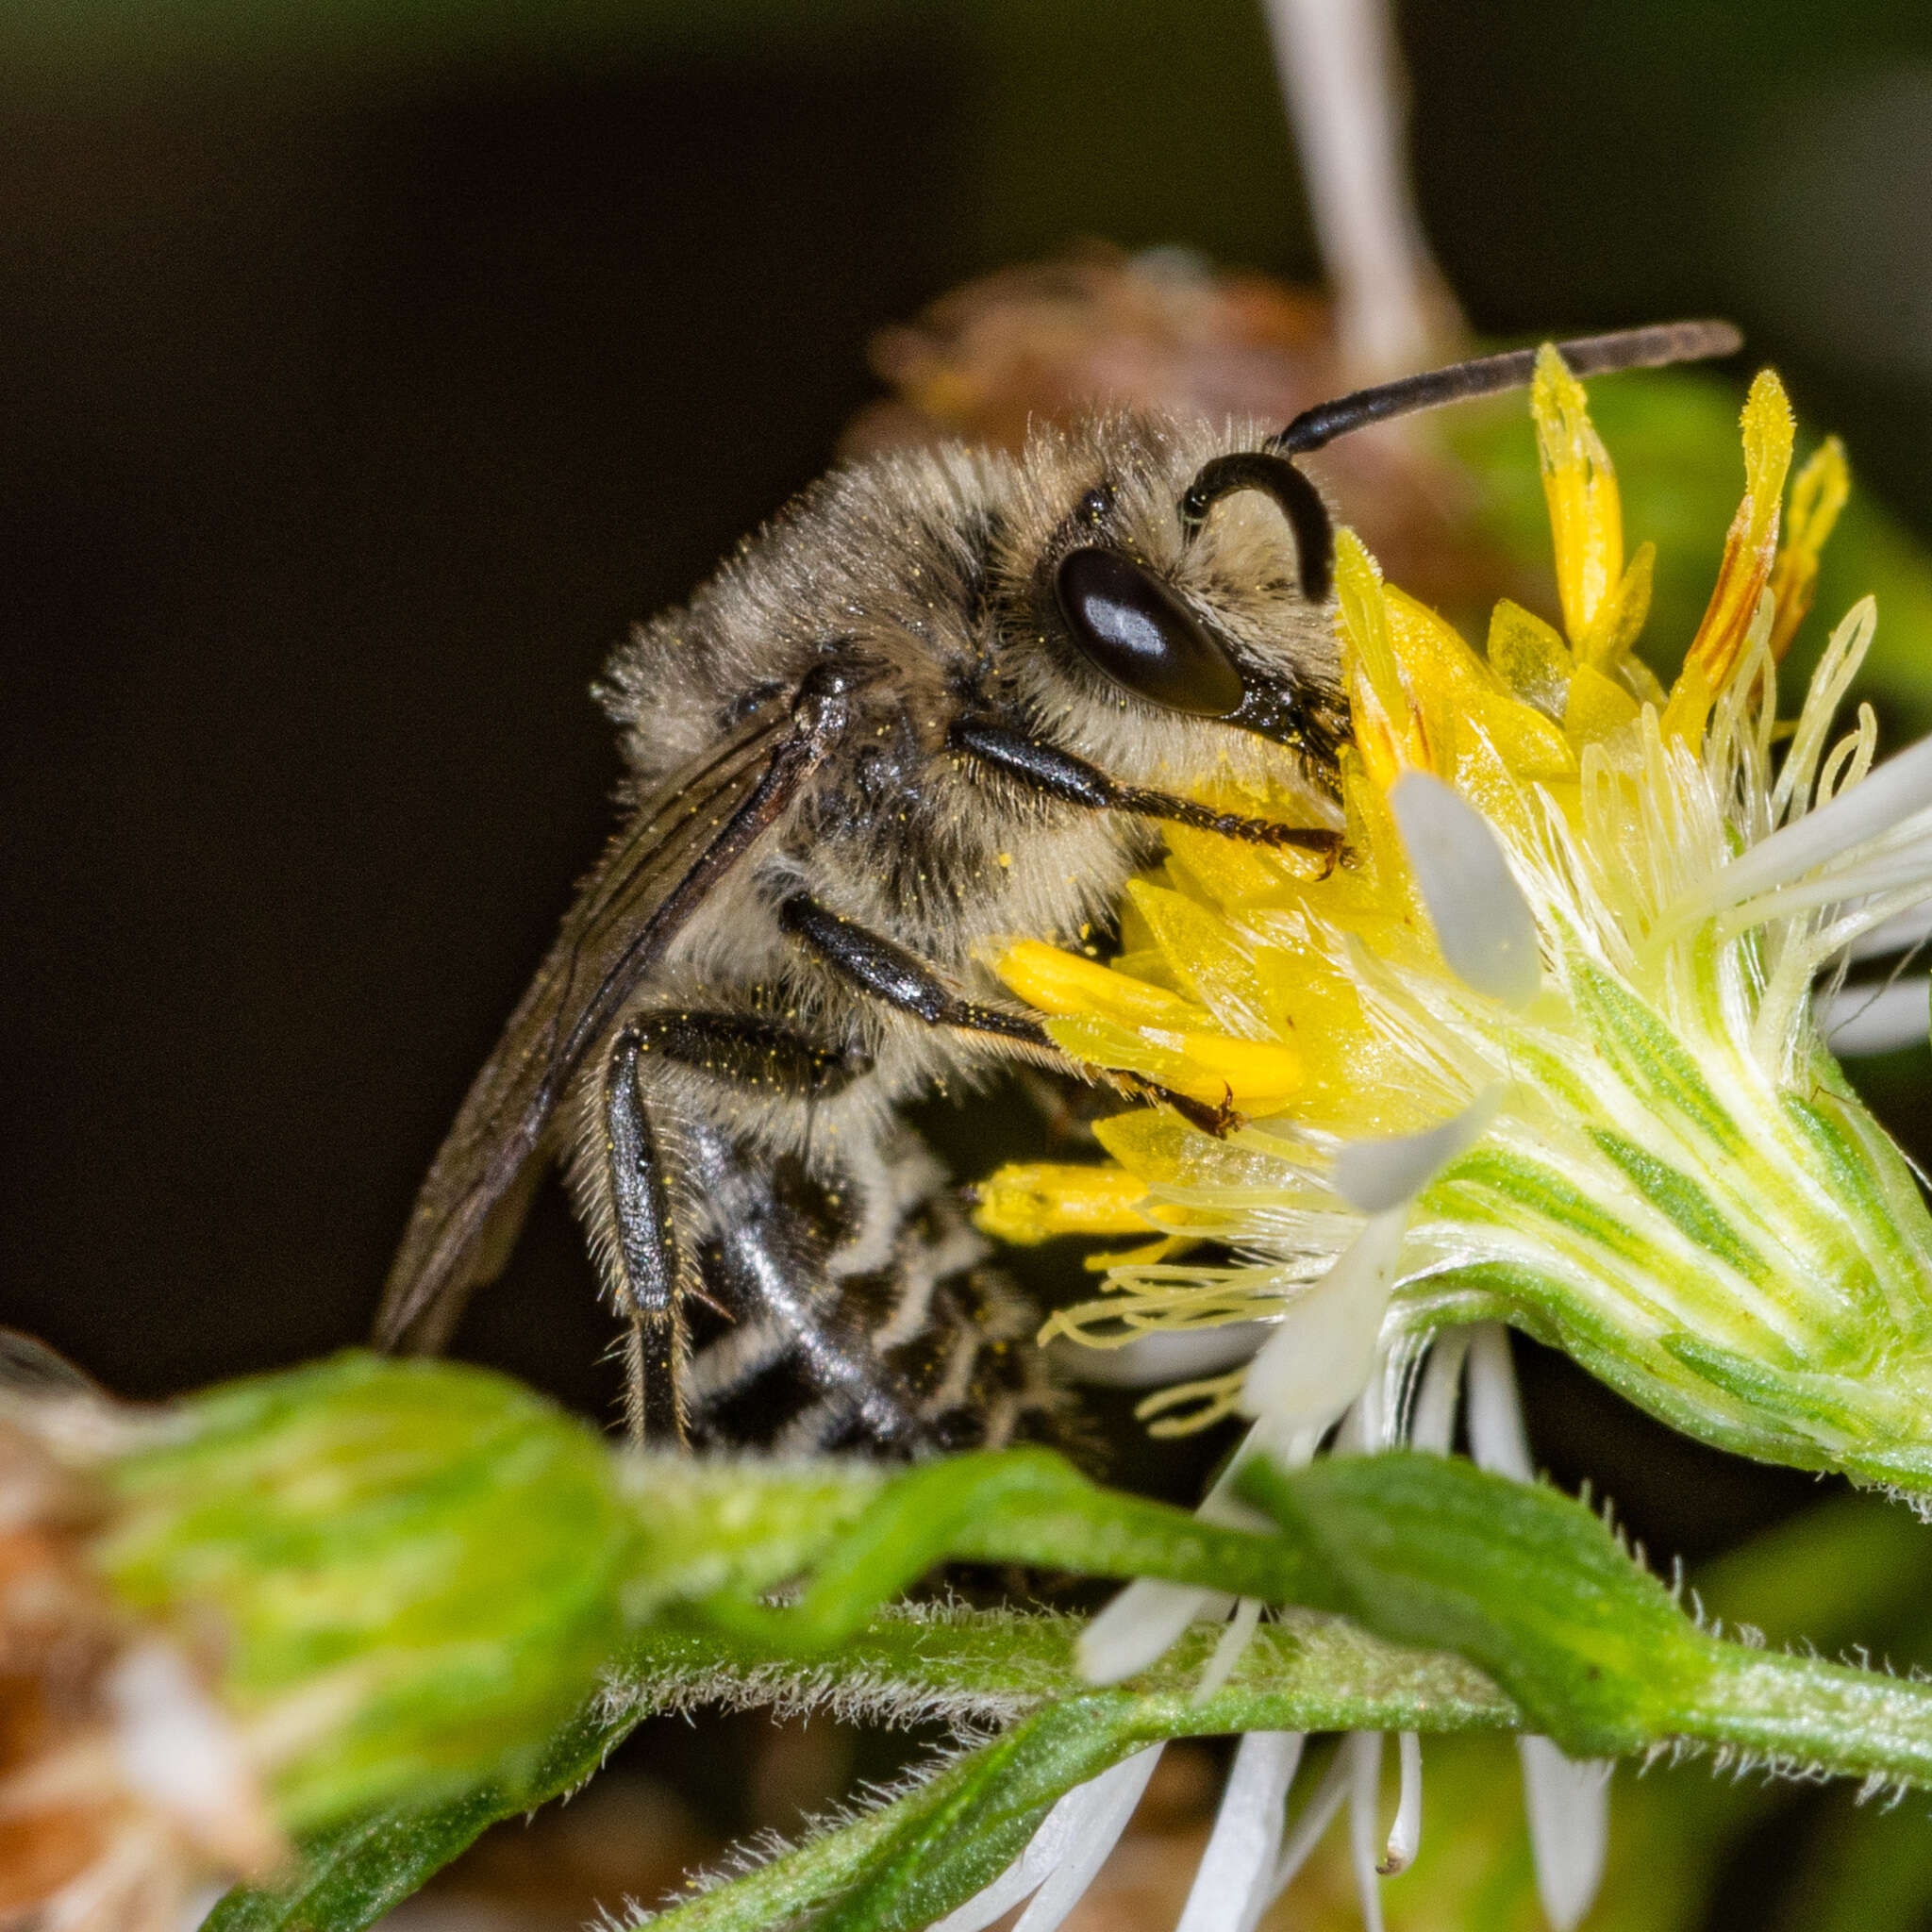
<box><xmin>1027</xmin><ymin>319</ymin><xmax>1743</xmax><ymax>791</ymax></box>
<box><xmin>1047</xmin><ymin>444</ymin><xmax>1343</xmax><ymax>772</ymax></box>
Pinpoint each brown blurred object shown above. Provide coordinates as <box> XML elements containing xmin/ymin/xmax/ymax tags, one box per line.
<box><xmin>841</xmin><ymin>243</ymin><xmax>1520</xmax><ymax>617</ymax></box>
<box><xmin>0</xmin><ymin>1413</ymin><xmax>283</xmax><ymax>1932</ymax></box>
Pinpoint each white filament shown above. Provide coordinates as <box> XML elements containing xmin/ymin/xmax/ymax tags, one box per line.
<box><xmin>1463</xmin><ymin>1328</ymin><xmax>1611</xmax><ymax>1928</ymax></box>
<box><xmin>1268</xmin><ymin>1735</ymin><xmax>1359</xmax><ymax>1901</ymax></box>
<box><xmin>1048</xmin><ymin>1322</ymin><xmax>1271</xmax><ymax>1388</ymax></box>
<box><xmin>1077</xmin><ymin>1581</ymin><xmax>1233</xmax><ymax>1688</ymax></box>
<box><xmin>1195</xmin><ymin>1594</ymin><xmax>1266</xmax><ymax>1703</ymax></box>
<box><xmin>1407</xmin><ymin>1329</ymin><xmax>1472</xmax><ymax>1455</ymax></box>
<box><xmin>1390</xmin><ymin>772</ymin><xmax>1542</xmax><ymax>1008</ymax></box>
<box><xmin>1464</xmin><ymin>1323</ymin><xmax>1532</xmax><ymax>1481</ymax></box>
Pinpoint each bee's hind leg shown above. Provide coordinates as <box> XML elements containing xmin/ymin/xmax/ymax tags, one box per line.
<box><xmin>598</xmin><ymin>1028</ymin><xmax>687</xmax><ymax>1446</ymax></box>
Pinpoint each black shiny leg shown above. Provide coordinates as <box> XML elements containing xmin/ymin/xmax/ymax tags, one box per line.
<box><xmin>778</xmin><ymin>895</ymin><xmax>1053</xmax><ymax>1049</ymax></box>
<box><xmin>604</xmin><ymin>1028</ymin><xmax>686</xmax><ymax>1444</ymax></box>
<box><xmin>630</xmin><ymin>1006</ymin><xmax>872</xmax><ymax>1099</ymax></box>
<box><xmin>777</xmin><ymin>893</ymin><xmax>1237</xmax><ymax>1136</ymax></box>
<box><xmin>950</xmin><ymin>719</ymin><xmax>1341</xmax><ymax>858</ymax></box>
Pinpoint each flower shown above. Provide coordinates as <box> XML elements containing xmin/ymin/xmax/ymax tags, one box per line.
<box><xmin>964</xmin><ymin>345</ymin><xmax>1932</xmax><ymax>1927</ymax></box>
<box><xmin>0</xmin><ymin>1349</ymin><xmax>636</xmax><ymax>1930</ymax></box>
<box><xmin>977</xmin><ymin>348</ymin><xmax>1932</xmax><ymax>1502</ymax></box>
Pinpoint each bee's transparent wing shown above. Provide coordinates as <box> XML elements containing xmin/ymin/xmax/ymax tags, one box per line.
<box><xmin>376</xmin><ymin>692</ymin><xmax>819</xmax><ymax>1351</ymax></box>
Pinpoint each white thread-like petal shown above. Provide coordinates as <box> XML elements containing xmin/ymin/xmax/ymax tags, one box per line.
<box><xmin>1077</xmin><ymin>1580</ymin><xmax>1232</xmax><ymax>1687</ymax></box>
<box><xmin>927</xmin><ymin>1804</ymin><xmax>1077</xmax><ymax>1932</ymax></box>
<box><xmin>1333</xmin><ymin>1088</ymin><xmax>1503</xmax><ymax>1213</ymax></box>
<box><xmin>1390</xmin><ymin>771</ymin><xmax>1541</xmax><ymax>1008</ymax></box>
<box><xmin>1268</xmin><ymin>1733</ymin><xmax>1359</xmax><ymax>1903</ymax></box>
<box><xmin>1518</xmin><ymin>1735</ymin><xmax>1611</xmax><ymax>1932</ymax></box>
<box><xmin>1347</xmin><ymin>1731</ymin><xmax>1390</xmax><ymax>1932</ymax></box>
<box><xmin>1194</xmin><ymin>1595</ymin><xmax>1265</xmax><ymax>1703</ymax></box>
<box><xmin>1009</xmin><ymin>1746</ymin><xmax>1164</xmax><ymax>1932</ymax></box>
<box><xmin>1672</xmin><ymin>732</ymin><xmax>1932</xmax><ymax>924</ymax></box>
<box><xmin>1816</xmin><ymin>976</ymin><xmax>1930</xmax><ymax>1056</ymax></box>
<box><xmin>1381</xmin><ymin>1732</ymin><xmax>1423</xmax><ymax>1875</ymax></box>
<box><xmin>1241</xmin><ymin>1208</ymin><xmax>1407</xmax><ymax>1441</ymax></box>
<box><xmin>1465</xmin><ymin>1322</ymin><xmax>1532</xmax><ymax>1480</ymax></box>
<box><xmin>1848</xmin><ymin>897</ymin><xmax>1932</xmax><ymax>960</ymax></box>
<box><xmin>932</xmin><ymin>1749</ymin><xmax>1160</xmax><ymax>1932</ymax></box>
<box><xmin>1175</xmin><ymin>1730</ymin><xmax>1305</xmax><ymax>1932</ymax></box>
<box><xmin>1407</xmin><ymin>1329</ymin><xmax>1471</xmax><ymax>1455</ymax></box>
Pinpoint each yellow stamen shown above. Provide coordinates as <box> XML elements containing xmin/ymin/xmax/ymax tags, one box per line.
<box><xmin>1666</xmin><ymin>369</ymin><xmax>1795</xmax><ymax>741</ymax></box>
<box><xmin>1335</xmin><ymin>529</ymin><xmax>1426</xmax><ymax>786</ymax></box>
<box><xmin>993</xmin><ymin>939</ymin><xmax>1193</xmax><ymax>1026</ymax></box>
<box><xmin>1532</xmin><ymin>342</ymin><xmax>1624</xmax><ymax>645</ymax></box>
<box><xmin>1768</xmin><ymin>437</ymin><xmax>1850</xmax><ymax>660</ymax></box>
<box><xmin>972</xmin><ymin>1162</ymin><xmax>1154</xmax><ymax>1244</ymax></box>
<box><xmin>1136</xmin><ymin>1371</ymin><xmax>1247</xmax><ymax>1438</ymax></box>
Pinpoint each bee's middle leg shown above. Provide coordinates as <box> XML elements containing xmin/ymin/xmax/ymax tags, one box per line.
<box><xmin>777</xmin><ymin>895</ymin><xmax>1052</xmax><ymax>1052</ymax></box>
<box><xmin>778</xmin><ymin>893</ymin><xmax>1241</xmax><ymax>1136</ymax></box>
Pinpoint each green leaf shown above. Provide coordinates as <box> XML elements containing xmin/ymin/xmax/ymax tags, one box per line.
<box><xmin>1240</xmin><ymin>1451</ymin><xmax>1932</xmax><ymax>1783</ymax></box>
<box><xmin>206</xmin><ymin>1694</ymin><xmax>639</xmax><ymax>1932</ymax></box>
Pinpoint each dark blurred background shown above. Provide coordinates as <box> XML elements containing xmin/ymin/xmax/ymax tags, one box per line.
<box><xmin>8</xmin><ymin>0</ymin><xmax>1932</xmax><ymax>1553</ymax></box>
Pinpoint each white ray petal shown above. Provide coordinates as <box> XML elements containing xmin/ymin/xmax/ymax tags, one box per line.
<box><xmin>1816</xmin><ymin>976</ymin><xmax>1930</xmax><ymax>1056</ymax></box>
<box><xmin>1268</xmin><ymin>1732</ymin><xmax>1360</xmax><ymax>1903</ymax></box>
<box><xmin>1518</xmin><ymin>1736</ymin><xmax>1611</xmax><ymax>1932</ymax></box>
<box><xmin>1671</xmin><ymin>732</ymin><xmax>1932</xmax><ymax>926</ymax></box>
<box><xmin>932</xmin><ymin>1748</ymin><xmax>1163</xmax><ymax>1932</ymax></box>
<box><xmin>1390</xmin><ymin>771</ymin><xmax>1541</xmax><ymax>1008</ymax></box>
<box><xmin>1077</xmin><ymin>1581</ymin><xmax>1234</xmax><ymax>1687</ymax></box>
<box><xmin>1010</xmin><ymin>1745</ymin><xmax>1164</xmax><ymax>1932</ymax></box>
<box><xmin>1241</xmin><ymin>1208</ymin><xmax>1408</xmax><ymax>1441</ymax></box>
<box><xmin>1465</xmin><ymin>1322</ymin><xmax>1532</xmax><ymax>1481</ymax></box>
<box><xmin>1407</xmin><ymin>1329</ymin><xmax>1471</xmax><ymax>1455</ymax></box>
<box><xmin>1175</xmin><ymin>1730</ymin><xmax>1306</xmax><ymax>1932</ymax></box>
<box><xmin>1348</xmin><ymin>1730</ymin><xmax>1390</xmax><ymax>1932</ymax></box>
<box><xmin>1195</xmin><ymin>1594</ymin><xmax>1266</xmax><ymax>1703</ymax></box>
<box><xmin>1334</xmin><ymin>1088</ymin><xmax>1502</xmax><ymax>1213</ymax></box>
<box><xmin>1381</xmin><ymin>1731</ymin><xmax>1423</xmax><ymax>1875</ymax></box>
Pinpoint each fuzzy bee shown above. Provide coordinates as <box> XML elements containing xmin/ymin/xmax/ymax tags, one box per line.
<box><xmin>376</xmin><ymin>321</ymin><xmax>1738</xmax><ymax>1454</ymax></box>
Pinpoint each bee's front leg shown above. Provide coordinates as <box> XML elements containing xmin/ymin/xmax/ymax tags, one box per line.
<box><xmin>950</xmin><ymin>720</ymin><xmax>1341</xmax><ymax>858</ymax></box>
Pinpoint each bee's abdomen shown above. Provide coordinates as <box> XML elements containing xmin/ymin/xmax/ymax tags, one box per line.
<box><xmin>682</xmin><ymin>1122</ymin><xmax>1069</xmax><ymax>1457</ymax></box>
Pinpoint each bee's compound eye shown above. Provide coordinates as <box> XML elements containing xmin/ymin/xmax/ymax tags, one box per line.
<box><xmin>1053</xmin><ymin>546</ymin><xmax>1244</xmax><ymax>716</ymax></box>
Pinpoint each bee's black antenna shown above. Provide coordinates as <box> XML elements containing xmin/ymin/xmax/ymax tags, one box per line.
<box><xmin>1268</xmin><ymin>319</ymin><xmax>1743</xmax><ymax>456</ymax></box>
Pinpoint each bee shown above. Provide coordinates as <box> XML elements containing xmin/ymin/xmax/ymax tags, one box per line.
<box><xmin>376</xmin><ymin>321</ymin><xmax>1739</xmax><ymax>1454</ymax></box>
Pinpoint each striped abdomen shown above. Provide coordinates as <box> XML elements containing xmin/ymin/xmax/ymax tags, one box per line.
<box><xmin>680</xmin><ymin>1119</ymin><xmax>1068</xmax><ymax>1457</ymax></box>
